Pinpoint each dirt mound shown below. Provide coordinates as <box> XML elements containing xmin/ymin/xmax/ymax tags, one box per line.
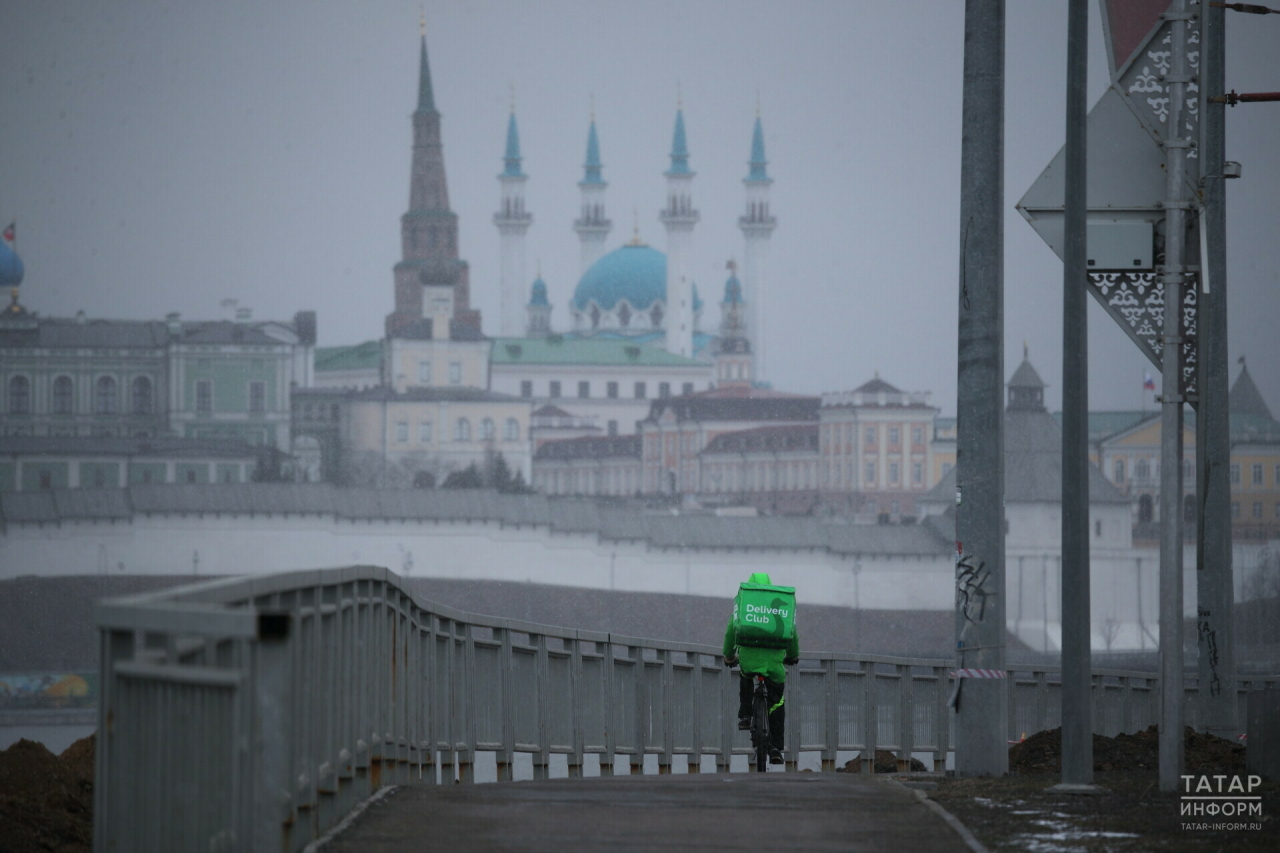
<box><xmin>837</xmin><ymin>749</ymin><xmax>928</xmax><ymax>773</ymax></box>
<box><xmin>0</xmin><ymin>735</ymin><xmax>95</xmax><ymax>853</ymax></box>
<box><xmin>1008</xmin><ymin>725</ymin><xmax>1244</xmax><ymax>775</ymax></box>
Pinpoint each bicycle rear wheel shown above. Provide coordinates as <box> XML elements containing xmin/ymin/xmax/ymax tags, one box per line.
<box><xmin>752</xmin><ymin>687</ymin><xmax>769</xmax><ymax>772</ymax></box>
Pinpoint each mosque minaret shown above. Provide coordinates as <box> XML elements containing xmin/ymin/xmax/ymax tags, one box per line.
<box><xmin>573</xmin><ymin>108</ymin><xmax>611</xmax><ymax>276</ymax></box>
<box><xmin>494</xmin><ymin>106</ymin><xmax>532</xmax><ymax>337</ymax></box>
<box><xmin>659</xmin><ymin>105</ymin><xmax>698</xmax><ymax>359</ymax></box>
<box><xmin>739</xmin><ymin>110</ymin><xmax>775</xmax><ymax>380</ymax></box>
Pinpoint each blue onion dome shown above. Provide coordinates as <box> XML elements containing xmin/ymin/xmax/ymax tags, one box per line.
<box><xmin>722</xmin><ymin>272</ymin><xmax>743</xmax><ymax>304</ymax></box>
<box><xmin>529</xmin><ymin>276</ymin><xmax>549</xmax><ymax>307</ymax></box>
<box><xmin>0</xmin><ymin>240</ymin><xmax>23</xmax><ymax>288</ymax></box>
<box><xmin>572</xmin><ymin>242</ymin><xmax>667</xmax><ymax>312</ymax></box>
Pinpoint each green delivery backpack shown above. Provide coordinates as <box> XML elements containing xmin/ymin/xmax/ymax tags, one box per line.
<box><xmin>732</xmin><ymin>581</ymin><xmax>797</xmax><ymax>649</ymax></box>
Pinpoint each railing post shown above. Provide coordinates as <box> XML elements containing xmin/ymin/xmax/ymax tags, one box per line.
<box><xmin>600</xmin><ymin>641</ymin><xmax>616</xmax><ymax>777</ymax></box>
<box><xmin>496</xmin><ymin>626</ymin><xmax>514</xmax><ymax>782</ymax></box>
<box><xmin>688</xmin><ymin>652</ymin><xmax>702</xmax><ymax>774</ymax></box>
<box><xmin>252</xmin><ymin>612</ymin><xmax>292</xmax><ymax>853</ymax></box>
<box><xmin>93</xmin><ymin>628</ymin><xmax>134</xmax><ymax>852</ymax></box>
<box><xmin>784</xmin><ymin>659</ymin><xmax>798</xmax><ymax>772</ymax></box>
<box><xmin>860</xmin><ymin>662</ymin><xmax>876</xmax><ymax>774</ymax></box>
<box><xmin>658</xmin><ymin>649</ymin><xmax>673</xmax><ymax>774</ymax></box>
<box><xmin>630</xmin><ymin>645</ymin><xmax>644</xmax><ymax>775</ymax></box>
<box><xmin>568</xmin><ymin>636</ymin><xmax>584</xmax><ymax>778</ymax></box>
<box><xmin>1006</xmin><ymin>668</ymin><xmax>1018</xmax><ymax>745</ymax></box>
<box><xmin>533</xmin><ymin>633</ymin><xmax>550</xmax><ymax>781</ymax></box>
<box><xmin>459</xmin><ymin>623</ymin><xmax>476</xmax><ymax>784</ymax></box>
<box><xmin>822</xmin><ymin>660</ymin><xmax>837</xmax><ymax>772</ymax></box>
<box><xmin>898</xmin><ymin>665</ymin><xmax>915</xmax><ymax>772</ymax></box>
<box><xmin>934</xmin><ymin>666</ymin><xmax>949</xmax><ymax>772</ymax></box>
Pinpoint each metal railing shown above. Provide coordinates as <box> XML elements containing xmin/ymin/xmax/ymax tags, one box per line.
<box><xmin>93</xmin><ymin>566</ymin><xmax>1279</xmax><ymax>852</ymax></box>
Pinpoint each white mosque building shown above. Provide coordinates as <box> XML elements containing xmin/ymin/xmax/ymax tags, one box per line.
<box><xmin>491</xmin><ymin>104</ymin><xmax>777</xmax><ymax>381</ymax></box>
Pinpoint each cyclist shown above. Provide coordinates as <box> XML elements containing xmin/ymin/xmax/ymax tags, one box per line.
<box><xmin>723</xmin><ymin>572</ymin><xmax>799</xmax><ymax>765</ymax></box>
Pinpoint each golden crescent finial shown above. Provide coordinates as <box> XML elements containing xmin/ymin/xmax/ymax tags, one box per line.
<box><xmin>419</xmin><ymin>10</ymin><xmax>425</xmax><ymax>36</ymax></box>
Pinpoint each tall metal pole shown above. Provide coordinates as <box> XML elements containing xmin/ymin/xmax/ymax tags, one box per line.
<box><xmin>1158</xmin><ymin>0</ymin><xmax>1190</xmax><ymax>793</ymax></box>
<box><xmin>954</xmin><ymin>0</ymin><xmax>1007</xmax><ymax>778</ymax></box>
<box><xmin>1197</xmin><ymin>0</ymin><xmax>1238</xmax><ymax>743</ymax></box>
<box><xmin>1058</xmin><ymin>0</ymin><xmax>1092</xmax><ymax>789</ymax></box>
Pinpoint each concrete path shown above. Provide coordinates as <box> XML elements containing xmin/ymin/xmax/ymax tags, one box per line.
<box><xmin>321</xmin><ymin>773</ymin><xmax>973</xmax><ymax>853</ymax></box>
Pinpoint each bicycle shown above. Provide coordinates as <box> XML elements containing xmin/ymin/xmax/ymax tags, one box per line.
<box><xmin>749</xmin><ymin>673</ymin><xmax>772</xmax><ymax>772</ymax></box>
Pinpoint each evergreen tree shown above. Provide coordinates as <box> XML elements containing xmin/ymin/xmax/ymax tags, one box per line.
<box><xmin>442</xmin><ymin>463</ymin><xmax>483</xmax><ymax>489</ymax></box>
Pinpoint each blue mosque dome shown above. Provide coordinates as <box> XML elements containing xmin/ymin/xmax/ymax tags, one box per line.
<box><xmin>529</xmin><ymin>276</ymin><xmax>549</xmax><ymax>307</ymax></box>
<box><xmin>0</xmin><ymin>240</ymin><xmax>23</xmax><ymax>288</ymax></box>
<box><xmin>572</xmin><ymin>242</ymin><xmax>666</xmax><ymax>312</ymax></box>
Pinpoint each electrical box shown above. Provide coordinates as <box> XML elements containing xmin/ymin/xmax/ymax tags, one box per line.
<box><xmin>1086</xmin><ymin>221</ymin><xmax>1153</xmax><ymax>271</ymax></box>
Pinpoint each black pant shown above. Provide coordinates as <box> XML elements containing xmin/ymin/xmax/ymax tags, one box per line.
<box><xmin>738</xmin><ymin>674</ymin><xmax>785</xmax><ymax>753</ymax></box>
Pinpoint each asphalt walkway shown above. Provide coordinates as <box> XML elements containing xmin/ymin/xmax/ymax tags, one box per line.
<box><xmin>321</xmin><ymin>772</ymin><xmax>974</xmax><ymax>853</ymax></box>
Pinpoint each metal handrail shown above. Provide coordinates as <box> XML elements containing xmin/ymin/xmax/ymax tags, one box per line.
<box><xmin>92</xmin><ymin>566</ymin><xmax>1280</xmax><ymax>852</ymax></box>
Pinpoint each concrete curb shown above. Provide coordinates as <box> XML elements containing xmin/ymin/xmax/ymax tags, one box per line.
<box><xmin>305</xmin><ymin>784</ymin><xmax>399</xmax><ymax>853</ymax></box>
<box><xmin>884</xmin><ymin>779</ymin><xmax>991</xmax><ymax>853</ymax></box>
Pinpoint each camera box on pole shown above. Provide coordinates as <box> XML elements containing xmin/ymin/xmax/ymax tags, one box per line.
<box><xmin>732</xmin><ymin>582</ymin><xmax>796</xmax><ymax>649</ymax></box>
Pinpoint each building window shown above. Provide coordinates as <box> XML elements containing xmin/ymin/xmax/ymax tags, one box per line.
<box><xmin>912</xmin><ymin>426</ymin><xmax>923</xmax><ymax>445</ymax></box>
<box><xmin>39</xmin><ymin>470</ymin><xmax>52</xmax><ymax>489</ymax></box>
<box><xmin>1095</xmin><ymin>519</ymin><xmax>1102</xmax><ymax>537</ymax></box>
<box><xmin>1113</xmin><ymin>459</ymin><xmax>1125</xmax><ymax>483</ymax></box>
<box><xmin>418</xmin><ymin>362</ymin><xmax>432</xmax><ymax>384</ymax></box>
<box><xmin>682</xmin><ymin>382</ymin><xmax>693</xmax><ymax>396</ymax></box>
<box><xmin>420</xmin><ymin>421</ymin><xmax>433</xmax><ymax>443</ymax></box>
<box><xmin>578</xmin><ymin>381</ymin><xmax>590</xmax><ymax>399</ymax></box>
<box><xmin>449</xmin><ymin>362</ymin><xmax>462</xmax><ymax>385</ymax></box>
<box><xmin>505</xmin><ymin>418</ymin><xmax>519</xmax><ymax>441</ymax></box>
<box><xmin>1135</xmin><ymin>459</ymin><xmax>1151</xmax><ymax>480</ymax></box>
<box><xmin>1230</xmin><ymin>464</ymin><xmax>1240</xmax><ymax>485</ymax></box>
<box><xmin>95</xmin><ymin>376</ymin><xmax>118</xmax><ymax>414</ymax></box>
<box><xmin>889</xmin><ymin>462</ymin><xmax>899</xmax><ymax>484</ymax></box>
<box><xmin>455</xmin><ymin>418</ymin><xmax>471</xmax><ymax>441</ymax></box>
<box><xmin>1231</xmin><ymin>502</ymin><xmax>1240</xmax><ymax>519</ymax></box>
<box><xmin>92</xmin><ymin>468</ymin><xmax>107</xmax><ymax>487</ymax></box>
<box><xmin>607</xmin><ymin>381</ymin><xmax>618</xmax><ymax>399</ymax></box>
<box><xmin>521</xmin><ymin>380</ymin><xmax>532</xmax><ymax>398</ymax></box>
<box><xmin>941</xmin><ymin>462</ymin><xmax>953</xmax><ymax>478</ymax></box>
<box><xmin>659</xmin><ymin>382</ymin><xmax>671</xmax><ymax>398</ymax></box>
<box><xmin>549</xmin><ymin>380</ymin><xmax>561</xmax><ymax>398</ymax></box>
<box><xmin>196</xmin><ymin>379</ymin><xmax>212</xmax><ymax>413</ymax></box>
<box><xmin>865</xmin><ymin>427</ymin><xmax>875</xmax><ymax>447</ymax></box>
<box><xmin>249</xmin><ymin>381</ymin><xmax>266</xmax><ymax>413</ymax></box>
<box><xmin>1138</xmin><ymin>494</ymin><xmax>1154</xmax><ymax>522</ymax></box>
<box><xmin>635</xmin><ymin>382</ymin><xmax>646</xmax><ymax>399</ymax></box>
<box><xmin>131</xmin><ymin>376</ymin><xmax>152</xmax><ymax>415</ymax></box>
<box><xmin>53</xmin><ymin>376</ymin><xmax>73</xmax><ymax>415</ymax></box>
<box><xmin>1253</xmin><ymin>502</ymin><xmax>1263</xmax><ymax>519</ymax></box>
<box><xmin>395</xmin><ymin>421</ymin><xmax>408</xmax><ymax>442</ymax></box>
<box><xmin>1252</xmin><ymin>464</ymin><xmax>1263</xmax><ymax>486</ymax></box>
<box><xmin>889</xmin><ymin>427</ymin><xmax>900</xmax><ymax>446</ymax></box>
<box><xmin>186</xmin><ymin>470</ymin><xmax>197</xmax><ymax>484</ymax></box>
<box><xmin>481</xmin><ymin>418</ymin><xmax>494</xmax><ymax>440</ymax></box>
<box><xmin>912</xmin><ymin>462</ymin><xmax>923</xmax><ymax>484</ymax></box>
<box><xmin>865</xmin><ymin>461</ymin><xmax>875</xmax><ymax>484</ymax></box>
<box><xmin>608</xmin><ymin>420</ymin><xmax>618</xmax><ymax>436</ymax></box>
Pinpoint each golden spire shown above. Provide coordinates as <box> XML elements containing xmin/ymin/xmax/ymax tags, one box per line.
<box><xmin>419</xmin><ymin>9</ymin><xmax>425</xmax><ymax>36</ymax></box>
<box><xmin>629</xmin><ymin>206</ymin><xmax>642</xmax><ymax>245</ymax></box>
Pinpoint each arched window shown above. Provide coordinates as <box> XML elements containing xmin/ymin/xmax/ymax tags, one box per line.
<box><xmin>1135</xmin><ymin>458</ymin><xmax>1151</xmax><ymax>480</ymax></box>
<box><xmin>1113</xmin><ymin>459</ymin><xmax>1125</xmax><ymax>483</ymax></box>
<box><xmin>505</xmin><ymin>418</ymin><xmax>519</xmax><ymax>441</ymax></box>
<box><xmin>1138</xmin><ymin>494</ymin><xmax>1154</xmax><ymax>523</ymax></box>
<box><xmin>53</xmin><ymin>376</ymin><xmax>73</xmax><ymax>415</ymax></box>
<box><xmin>8</xmin><ymin>376</ymin><xmax>30</xmax><ymax>414</ymax></box>
<box><xmin>617</xmin><ymin>303</ymin><xmax>631</xmax><ymax>327</ymax></box>
<box><xmin>95</xmin><ymin>376</ymin><xmax>117</xmax><ymax>414</ymax></box>
<box><xmin>590</xmin><ymin>305</ymin><xmax>601</xmax><ymax>329</ymax></box>
<box><xmin>131</xmin><ymin>376</ymin><xmax>152</xmax><ymax>415</ymax></box>
<box><xmin>481</xmin><ymin>418</ymin><xmax>494</xmax><ymax>440</ymax></box>
<box><xmin>455</xmin><ymin>418</ymin><xmax>471</xmax><ymax>441</ymax></box>
<box><xmin>650</xmin><ymin>304</ymin><xmax>663</xmax><ymax>328</ymax></box>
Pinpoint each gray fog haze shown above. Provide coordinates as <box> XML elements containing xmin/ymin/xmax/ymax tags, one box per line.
<box><xmin>2</xmin><ymin>0</ymin><xmax>1277</xmax><ymax>414</ymax></box>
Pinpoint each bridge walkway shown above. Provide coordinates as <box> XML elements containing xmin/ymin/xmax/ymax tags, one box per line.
<box><xmin>321</xmin><ymin>772</ymin><xmax>971</xmax><ymax>853</ymax></box>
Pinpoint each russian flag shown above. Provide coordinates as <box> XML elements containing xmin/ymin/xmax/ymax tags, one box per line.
<box><xmin>1143</xmin><ymin>372</ymin><xmax>1156</xmax><ymax>391</ymax></box>
<box><xmin>2</xmin><ymin>222</ymin><xmax>13</xmax><ymax>246</ymax></box>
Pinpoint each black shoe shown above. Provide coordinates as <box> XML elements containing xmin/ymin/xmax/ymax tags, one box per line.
<box><xmin>737</xmin><ymin>716</ymin><xmax>751</xmax><ymax>731</ymax></box>
<box><xmin>769</xmin><ymin>749</ymin><xmax>783</xmax><ymax>765</ymax></box>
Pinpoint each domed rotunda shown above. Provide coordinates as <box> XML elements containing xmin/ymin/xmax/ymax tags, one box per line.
<box><xmin>570</xmin><ymin>239</ymin><xmax>667</xmax><ymax>334</ymax></box>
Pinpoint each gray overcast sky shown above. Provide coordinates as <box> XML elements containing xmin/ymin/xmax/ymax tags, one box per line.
<box><xmin>2</xmin><ymin>1</ymin><xmax>1277</xmax><ymax>417</ymax></box>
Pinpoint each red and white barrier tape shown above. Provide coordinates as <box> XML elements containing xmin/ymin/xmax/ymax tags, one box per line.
<box><xmin>950</xmin><ymin>669</ymin><xmax>1007</xmax><ymax>679</ymax></box>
